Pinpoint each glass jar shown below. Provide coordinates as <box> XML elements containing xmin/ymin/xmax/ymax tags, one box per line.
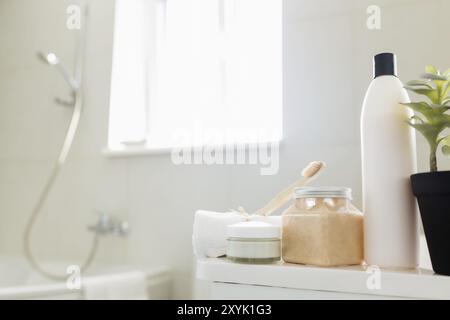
<box><xmin>282</xmin><ymin>187</ymin><xmax>364</xmax><ymax>267</ymax></box>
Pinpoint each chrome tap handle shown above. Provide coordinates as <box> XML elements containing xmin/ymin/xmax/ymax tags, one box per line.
<box><xmin>115</xmin><ymin>221</ymin><xmax>131</xmax><ymax>236</ymax></box>
<box><xmin>87</xmin><ymin>212</ymin><xmax>130</xmax><ymax>236</ymax></box>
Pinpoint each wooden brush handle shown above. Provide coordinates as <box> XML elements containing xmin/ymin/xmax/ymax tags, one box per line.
<box><xmin>255</xmin><ymin>176</ymin><xmax>310</xmax><ymax>216</ymax></box>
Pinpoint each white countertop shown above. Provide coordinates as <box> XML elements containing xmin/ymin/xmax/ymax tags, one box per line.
<box><xmin>196</xmin><ymin>238</ymin><xmax>450</xmax><ymax>299</ymax></box>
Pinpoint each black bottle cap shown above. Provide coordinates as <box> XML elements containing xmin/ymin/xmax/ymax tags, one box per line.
<box><xmin>374</xmin><ymin>53</ymin><xmax>397</xmax><ymax>78</ymax></box>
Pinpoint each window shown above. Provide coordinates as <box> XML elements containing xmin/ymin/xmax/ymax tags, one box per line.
<box><xmin>108</xmin><ymin>0</ymin><xmax>282</xmax><ymax>152</ymax></box>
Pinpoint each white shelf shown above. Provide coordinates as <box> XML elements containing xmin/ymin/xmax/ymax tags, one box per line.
<box><xmin>197</xmin><ymin>257</ymin><xmax>450</xmax><ymax>300</ymax></box>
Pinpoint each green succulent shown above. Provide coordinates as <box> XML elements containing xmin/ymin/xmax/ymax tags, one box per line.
<box><xmin>402</xmin><ymin>66</ymin><xmax>450</xmax><ymax>172</ymax></box>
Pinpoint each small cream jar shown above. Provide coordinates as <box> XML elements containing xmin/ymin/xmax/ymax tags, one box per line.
<box><xmin>226</xmin><ymin>221</ymin><xmax>281</xmax><ymax>264</ymax></box>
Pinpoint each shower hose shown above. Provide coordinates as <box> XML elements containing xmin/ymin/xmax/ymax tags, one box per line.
<box><xmin>23</xmin><ymin>90</ymin><xmax>99</xmax><ymax>281</ymax></box>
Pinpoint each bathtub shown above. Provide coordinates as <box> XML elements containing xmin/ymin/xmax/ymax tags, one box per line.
<box><xmin>0</xmin><ymin>256</ymin><xmax>172</xmax><ymax>300</ymax></box>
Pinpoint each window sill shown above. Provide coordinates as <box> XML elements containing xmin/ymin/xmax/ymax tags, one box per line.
<box><xmin>102</xmin><ymin>146</ymin><xmax>173</xmax><ymax>158</ymax></box>
<box><xmin>102</xmin><ymin>140</ymin><xmax>284</xmax><ymax>159</ymax></box>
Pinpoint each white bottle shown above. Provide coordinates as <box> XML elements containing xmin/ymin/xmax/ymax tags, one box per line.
<box><xmin>361</xmin><ymin>53</ymin><xmax>418</xmax><ymax>268</ymax></box>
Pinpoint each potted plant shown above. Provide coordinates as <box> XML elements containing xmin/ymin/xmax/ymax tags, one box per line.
<box><xmin>402</xmin><ymin>66</ymin><xmax>450</xmax><ymax>275</ymax></box>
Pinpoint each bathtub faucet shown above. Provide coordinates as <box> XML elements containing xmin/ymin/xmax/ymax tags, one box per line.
<box><xmin>88</xmin><ymin>213</ymin><xmax>130</xmax><ymax>236</ymax></box>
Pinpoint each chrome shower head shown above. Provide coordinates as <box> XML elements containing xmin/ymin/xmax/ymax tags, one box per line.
<box><xmin>37</xmin><ymin>51</ymin><xmax>79</xmax><ymax>91</ymax></box>
<box><xmin>37</xmin><ymin>52</ymin><xmax>60</xmax><ymax>66</ymax></box>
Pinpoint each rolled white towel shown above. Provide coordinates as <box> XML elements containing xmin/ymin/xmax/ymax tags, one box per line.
<box><xmin>192</xmin><ymin>210</ymin><xmax>281</xmax><ymax>259</ymax></box>
<box><xmin>193</xmin><ymin>210</ymin><xmax>245</xmax><ymax>258</ymax></box>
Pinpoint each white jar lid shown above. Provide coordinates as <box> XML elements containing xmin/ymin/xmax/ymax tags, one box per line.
<box><xmin>294</xmin><ymin>186</ymin><xmax>352</xmax><ymax>199</ymax></box>
<box><xmin>227</xmin><ymin>221</ymin><xmax>281</xmax><ymax>239</ymax></box>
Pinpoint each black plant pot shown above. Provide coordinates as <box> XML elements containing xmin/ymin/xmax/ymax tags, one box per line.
<box><xmin>411</xmin><ymin>171</ymin><xmax>450</xmax><ymax>276</ymax></box>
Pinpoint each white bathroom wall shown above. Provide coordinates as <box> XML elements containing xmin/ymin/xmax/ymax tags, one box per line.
<box><xmin>0</xmin><ymin>0</ymin><xmax>231</xmax><ymax>298</ymax></box>
<box><xmin>0</xmin><ymin>0</ymin><xmax>449</xmax><ymax>299</ymax></box>
<box><xmin>0</xmin><ymin>0</ymin><xmax>130</xmax><ymax>269</ymax></box>
<box><xmin>227</xmin><ymin>0</ymin><xmax>450</xmax><ymax>215</ymax></box>
<box><xmin>349</xmin><ymin>0</ymin><xmax>450</xmax><ymax>174</ymax></box>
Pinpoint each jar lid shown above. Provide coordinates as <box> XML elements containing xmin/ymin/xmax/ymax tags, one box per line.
<box><xmin>294</xmin><ymin>187</ymin><xmax>352</xmax><ymax>200</ymax></box>
<box><xmin>227</xmin><ymin>221</ymin><xmax>281</xmax><ymax>239</ymax></box>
